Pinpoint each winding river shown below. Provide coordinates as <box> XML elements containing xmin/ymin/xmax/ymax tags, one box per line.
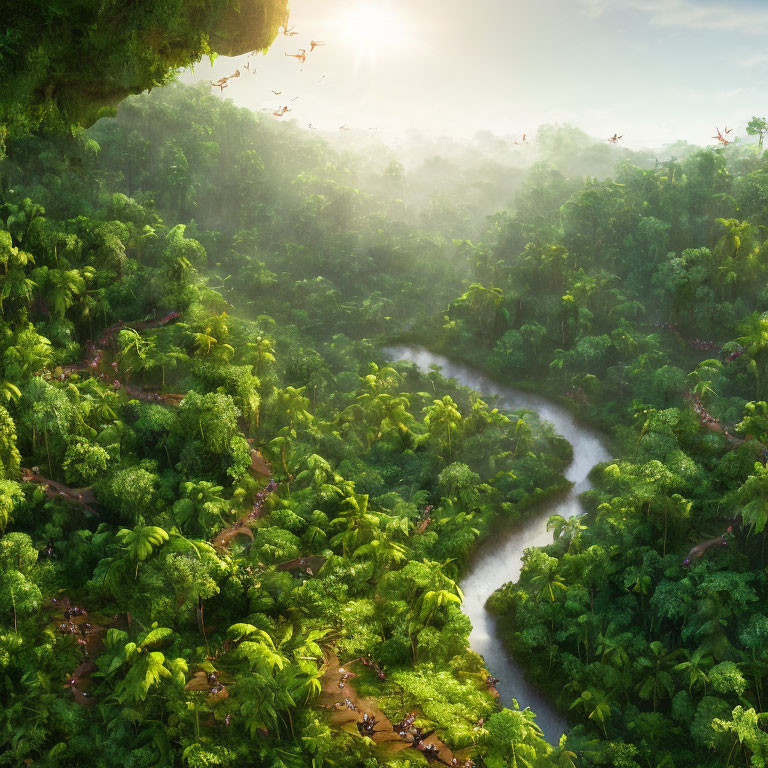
<box><xmin>384</xmin><ymin>346</ymin><xmax>611</xmax><ymax>744</ymax></box>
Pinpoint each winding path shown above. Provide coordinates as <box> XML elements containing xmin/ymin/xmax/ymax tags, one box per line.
<box><xmin>384</xmin><ymin>346</ymin><xmax>611</xmax><ymax>744</ymax></box>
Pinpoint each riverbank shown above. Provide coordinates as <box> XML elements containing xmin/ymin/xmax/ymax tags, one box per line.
<box><xmin>384</xmin><ymin>345</ymin><xmax>612</xmax><ymax>743</ymax></box>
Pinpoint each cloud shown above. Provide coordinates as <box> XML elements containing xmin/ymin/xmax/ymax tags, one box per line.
<box><xmin>575</xmin><ymin>0</ymin><xmax>615</xmax><ymax>18</ymax></box>
<box><xmin>576</xmin><ymin>0</ymin><xmax>768</xmax><ymax>33</ymax></box>
<box><xmin>737</xmin><ymin>52</ymin><xmax>768</xmax><ymax>69</ymax></box>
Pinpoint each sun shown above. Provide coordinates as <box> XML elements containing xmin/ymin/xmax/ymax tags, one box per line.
<box><xmin>337</xmin><ymin>1</ymin><xmax>405</xmax><ymax>51</ymax></box>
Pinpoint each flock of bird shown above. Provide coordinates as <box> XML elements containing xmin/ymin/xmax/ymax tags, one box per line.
<box><xmin>211</xmin><ymin>16</ymin><xmax>748</xmax><ymax>147</ymax></box>
<box><xmin>609</xmin><ymin>125</ymin><xmax>736</xmax><ymax>147</ymax></box>
<box><xmin>209</xmin><ymin>16</ymin><xmax>344</xmax><ymax>129</ymax></box>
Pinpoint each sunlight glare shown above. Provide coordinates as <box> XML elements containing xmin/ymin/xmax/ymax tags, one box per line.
<box><xmin>337</xmin><ymin>1</ymin><xmax>405</xmax><ymax>52</ymax></box>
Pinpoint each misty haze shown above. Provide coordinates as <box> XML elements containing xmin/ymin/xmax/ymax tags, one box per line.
<box><xmin>2</xmin><ymin>2</ymin><xmax>768</xmax><ymax>767</ymax></box>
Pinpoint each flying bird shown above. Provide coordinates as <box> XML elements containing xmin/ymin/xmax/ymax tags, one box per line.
<box><xmin>285</xmin><ymin>49</ymin><xmax>307</xmax><ymax>64</ymax></box>
<box><xmin>712</xmin><ymin>127</ymin><xmax>731</xmax><ymax>146</ymax></box>
<box><xmin>273</xmin><ymin>106</ymin><xmax>291</xmax><ymax>117</ymax></box>
<box><xmin>310</xmin><ymin>40</ymin><xmax>326</xmax><ymax>52</ymax></box>
<box><xmin>283</xmin><ymin>24</ymin><xmax>299</xmax><ymax>36</ymax></box>
<box><xmin>608</xmin><ymin>133</ymin><xmax>623</xmax><ymax>144</ymax></box>
<box><xmin>272</xmin><ymin>90</ymin><xmax>282</xmax><ymax>95</ymax></box>
<box><xmin>309</xmin><ymin>123</ymin><xmax>317</xmax><ymax>129</ymax></box>
<box><xmin>339</xmin><ymin>124</ymin><xmax>350</xmax><ymax>131</ymax></box>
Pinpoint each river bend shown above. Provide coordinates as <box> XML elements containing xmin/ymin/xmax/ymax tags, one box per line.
<box><xmin>384</xmin><ymin>346</ymin><xmax>611</xmax><ymax>743</ymax></box>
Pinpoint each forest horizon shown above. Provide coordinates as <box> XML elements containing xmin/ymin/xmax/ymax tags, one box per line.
<box><xmin>2</xmin><ymin>2</ymin><xmax>768</xmax><ymax>767</ymax></box>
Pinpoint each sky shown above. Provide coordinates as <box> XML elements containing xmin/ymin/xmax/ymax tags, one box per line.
<box><xmin>180</xmin><ymin>0</ymin><xmax>768</xmax><ymax>150</ymax></box>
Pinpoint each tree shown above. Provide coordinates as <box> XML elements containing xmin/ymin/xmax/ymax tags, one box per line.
<box><xmin>569</xmin><ymin>687</ymin><xmax>613</xmax><ymax>738</ymax></box>
<box><xmin>116</xmin><ymin>524</ymin><xmax>169</xmax><ymax>578</ymax></box>
<box><xmin>117</xmin><ymin>328</ymin><xmax>156</xmax><ymax>381</ymax></box>
<box><xmin>416</xmin><ymin>563</ymin><xmax>464</xmax><ymax>628</ymax></box>
<box><xmin>635</xmin><ymin>641</ymin><xmax>678</xmax><ymax>711</ymax></box>
<box><xmin>747</xmin><ymin>117</ymin><xmax>768</xmax><ymax>150</ymax></box>
<box><xmin>172</xmin><ymin>480</ymin><xmax>230</xmax><ymax>536</ymax></box>
<box><xmin>3</xmin><ymin>328</ymin><xmax>52</xmax><ymax>383</ymax></box>
<box><xmin>525</xmin><ymin>551</ymin><xmax>567</xmax><ymax>603</ymax></box>
<box><xmin>356</xmin><ymin>392</ymin><xmax>413</xmax><ymax>446</ymax></box>
<box><xmin>481</xmin><ymin>708</ymin><xmax>551</xmax><ymax>768</ymax></box>
<box><xmin>453</xmin><ymin>282</ymin><xmax>506</xmax><ymax>340</ymax></box>
<box><xmin>423</xmin><ymin>395</ymin><xmax>463</xmax><ymax>461</ymax></box>
<box><xmin>62</xmin><ymin>438</ymin><xmax>110</xmax><ymax>485</ymax></box>
<box><xmin>353</xmin><ymin>526</ymin><xmax>408</xmax><ymax>577</ymax></box>
<box><xmin>0</xmin><ymin>481</ymin><xmax>24</xmax><ymax>534</ymax></box>
<box><xmin>31</xmin><ymin>266</ymin><xmax>93</xmax><ymax>319</ymax></box>
<box><xmin>547</xmin><ymin>514</ymin><xmax>586</xmax><ymax>551</ymax></box>
<box><xmin>738</xmin><ymin>312</ymin><xmax>768</xmax><ymax>399</ymax></box>
<box><xmin>3</xmin><ymin>0</ymin><xmax>288</xmax><ymax>134</ymax></box>
<box><xmin>244</xmin><ymin>335</ymin><xmax>276</xmax><ymax>377</ymax></box>
<box><xmin>674</xmin><ymin>649</ymin><xmax>713</xmax><ymax>694</ymax></box>
<box><xmin>99</xmin><ymin>625</ymin><xmax>187</xmax><ymax>705</ymax></box>
<box><xmin>739</xmin><ymin>463</ymin><xmax>768</xmax><ymax>535</ymax></box>
<box><xmin>712</xmin><ymin>706</ymin><xmax>768</xmax><ymax>768</ymax></box>
<box><xmin>330</xmin><ymin>492</ymin><xmax>380</xmax><ymax>557</ymax></box>
<box><xmin>274</xmin><ymin>386</ymin><xmax>314</xmax><ymax>434</ymax></box>
<box><xmin>0</xmin><ymin>406</ymin><xmax>21</xmax><ymax>479</ymax></box>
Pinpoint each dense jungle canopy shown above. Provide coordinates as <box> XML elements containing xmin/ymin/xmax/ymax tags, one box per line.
<box><xmin>3</xmin><ymin>3</ymin><xmax>768</xmax><ymax>768</ymax></box>
<box><xmin>1</xmin><ymin>0</ymin><xmax>286</xmax><ymax>135</ymax></box>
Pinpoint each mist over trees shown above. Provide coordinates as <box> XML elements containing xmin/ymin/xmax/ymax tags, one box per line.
<box><xmin>3</xmin><ymin>9</ymin><xmax>768</xmax><ymax>764</ymax></box>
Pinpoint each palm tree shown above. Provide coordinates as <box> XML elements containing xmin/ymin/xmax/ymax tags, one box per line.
<box><xmin>116</xmin><ymin>524</ymin><xmax>169</xmax><ymax>578</ymax></box>
<box><xmin>737</xmin><ymin>312</ymin><xmax>768</xmax><ymax>399</ymax></box>
<box><xmin>0</xmin><ymin>480</ymin><xmax>23</xmax><ymax>533</ymax></box>
<box><xmin>549</xmin><ymin>349</ymin><xmax>568</xmax><ymax>381</ymax></box>
<box><xmin>357</xmin><ymin>392</ymin><xmax>413</xmax><ymax>446</ymax></box>
<box><xmin>5</xmin><ymin>198</ymin><xmax>45</xmax><ymax>244</ymax></box>
<box><xmin>739</xmin><ymin>463</ymin><xmax>768</xmax><ymax>536</ymax></box>
<box><xmin>357</xmin><ymin>362</ymin><xmax>402</xmax><ymax>397</ymax></box>
<box><xmin>635</xmin><ymin>641</ymin><xmax>678</xmax><ymax>711</ymax></box>
<box><xmin>191</xmin><ymin>314</ymin><xmax>234</xmax><ymax>362</ymax></box>
<box><xmin>173</xmin><ymin>480</ymin><xmax>230</xmax><ymax>536</ymax></box>
<box><xmin>596</xmin><ymin>632</ymin><xmax>631</xmax><ymax>669</ymax></box>
<box><xmin>416</xmin><ymin>565</ymin><xmax>464</xmax><ymax>627</ymax></box>
<box><xmin>35</xmin><ymin>267</ymin><xmax>92</xmax><ymax>319</ymax></box>
<box><xmin>423</xmin><ymin>395</ymin><xmax>462</xmax><ymax>461</ymax></box>
<box><xmin>353</xmin><ymin>532</ymin><xmax>408</xmax><ymax>576</ymax></box>
<box><xmin>83</xmin><ymin>379</ymin><xmax>120</xmax><ymax>424</ymax></box>
<box><xmin>529</xmin><ymin>569</ymin><xmax>567</xmax><ymax>603</ymax></box>
<box><xmin>118</xmin><ymin>328</ymin><xmax>155</xmax><ymax>382</ymax></box>
<box><xmin>673</xmin><ymin>649</ymin><xmax>713</xmax><ymax>694</ymax></box>
<box><xmin>714</xmin><ymin>218</ymin><xmax>760</xmax><ymax>261</ymax></box>
<box><xmin>550</xmin><ymin>735</ymin><xmax>578</xmax><ymax>768</ymax></box>
<box><xmin>244</xmin><ymin>335</ymin><xmax>276</xmax><ymax>377</ymax></box>
<box><xmin>330</xmin><ymin>492</ymin><xmax>380</xmax><ymax>557</ymax></box>
<box><xmin>109</xmin><ymin>626</ymin><xmax>182</xmax><ymax>705</ymax></box>
<box><xmin>132</xmin><ymin>224</ymin><xmax>157</xmax><ymax>264</ymax></box>
<box><xmin>569</xmin><ymin>687</ymin><xmax>612</xmax><ymax>738</ymax></box>
<box><xmin>455</xmin><ymin>282</ymin><xmax>505</xmax><ymax>339</ymax></box>
<box><xmin>275</xmin><ymin>386</ymin><xmax>314</xmax><ymax>435</ymax></box>
<box><xmin>0</xmin><ymin>234</ymin><xmax>35</xmax><ymax>318</ymax></box>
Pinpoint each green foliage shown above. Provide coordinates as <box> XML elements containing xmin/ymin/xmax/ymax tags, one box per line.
<box><xmin>6</xmin><ymin>71</ymin><xmax>768</xmax><ymax>768</ymax></box>
<box><xmin>1</xmin><ymin>0</ymin><xmax>288</xmax><ymax>135</ymax></box>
